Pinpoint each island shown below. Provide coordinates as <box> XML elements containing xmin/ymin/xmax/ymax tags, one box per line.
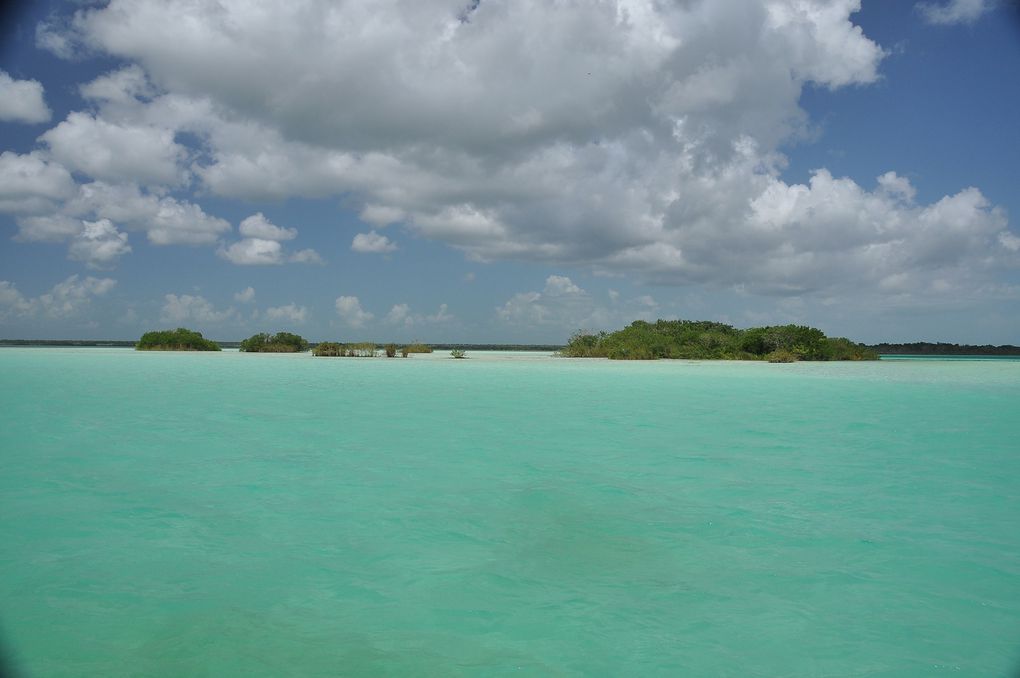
<box><xmin>136</xmin><ymin>328</ymin><xmax>221</xmax><ymax>351</ymax></box>
<box><xmin>561</xmin><ymin>320</ymin><xmax>878</xmax><ymax>361</ymax></box>
<box><xmin>239</xmin><ymin>332</ymin><xmax>309</xmax><ymax>353</ymax></box>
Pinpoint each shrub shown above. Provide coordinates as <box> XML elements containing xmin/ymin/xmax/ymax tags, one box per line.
<box><xmin>136</xmin><ymin>328</ymin><xmax>220</xmax><ymax>351</ymax></box>
<box><xmin>450</xmin><ymin>349</ymin><xmax>467</xmax><ymax>359</ymax></box>
<box><xmin>766</xmin><ymin>349</ymin><xmax>799</xmax><ymax>363</ymax></box>
<box><xmin>240</xmin><ymin>331</ymin><xmax>309</xmax><ymax>353</ymax></box>
<box><xmin>404</xmin><ymin>343</ymin><xmax>433</xmax><ymax>354</ymax></box>
<box><xmin>385</xmin><ymin>343</ymin><xmax>397</xmax><ymax>358</ymax></box>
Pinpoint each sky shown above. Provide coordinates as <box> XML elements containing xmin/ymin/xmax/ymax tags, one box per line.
<box><xmin>1</xmin><ymin>0</ymin><xmax>1018</xmax><ymax>344</ymax></box>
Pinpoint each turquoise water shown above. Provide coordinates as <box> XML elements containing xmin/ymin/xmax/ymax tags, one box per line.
<box><xmin>1</xmin><ymin>349</ymin><xmax>1019</xmax><ymax>677</ymax></box>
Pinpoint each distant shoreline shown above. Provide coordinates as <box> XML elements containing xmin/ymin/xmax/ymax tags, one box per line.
<box><xmin>0</xmin><ymin>339</ymin><xmax>566</xmax><ymax>352</ymax></box>
<box><xmin>2</xmin><ymin>338</ymin><xmax>1019</xmax><ymax>355</ymax></box>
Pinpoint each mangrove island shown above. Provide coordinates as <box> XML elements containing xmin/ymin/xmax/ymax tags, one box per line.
<box><xmin>136</xmin><ymin>328</ymin><xmax>221</xmax><ymax>351</ymax></box>
<box><xmin>239</xmin><ymin>332</ymin><xmax>309</xmax><ymax>353</ymax></box>
<box><xmin>561</xmin><ymin>320</ymin><xmax>878</xmax><ymax>361</ymax></box>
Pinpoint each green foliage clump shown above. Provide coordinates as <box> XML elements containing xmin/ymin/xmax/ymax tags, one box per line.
<box><xmin>311</xmin><ymin>342</ymin><xmax>376</xmax><ymax>357</ymax></box>
<box><xmin>450</xmin><ymin>349</ymin><xmax>467</xmax><ymax>359</ymax></box>
<box><xmin>136</xmin><ymin>328</ymin><xmax>220</xmax><ymax>351</ymax></box>
<box><xmin>766</xmin><ymin>349</ymin><xmax>799</xmax><ymax>363</ymax></box>
<box><xmin>385</xmin><ymin>343</ymin><xmax>398</xmax><ymax>357</ymax></box>
<box><xmin>403</xmin><ymin>343</ymin><xmax>433</xmax><ymax>354</ymax></box>
<box><xmin>561</xmin><ymin>319</ymin><xmax>877</xmax><ymax>362</ymax></box>
<box><xmin>239</xmin><ymin>331</ymin><xmax>309</xmax><ymax>353</ymax></box>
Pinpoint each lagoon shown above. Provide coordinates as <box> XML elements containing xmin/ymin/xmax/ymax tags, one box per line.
<box><xmin>1</xmin><ymin>348</ymin><xmax>1019</xmax><ymax>676</ymax></box>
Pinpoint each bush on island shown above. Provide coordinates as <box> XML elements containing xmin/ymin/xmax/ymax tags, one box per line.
<box><xmin>312</xmin><ymin>342</ymin><xmax>377</xmax><ymax>357</ymax></box>
<box><xmin>136</xmin><ymin>328</ymin><xmax>221</xmax><ymax>351</ymax></box>
<box><xmin>766</xmin><ymin>349</ymin><xmax>799</xmax><ymax>363</ymax></box>
<box><xmin>239</xmin><ymin>332</ymin><xmax>309</xmax><ymax>353</ymax></box>
<box><xmin>561</xmin><ymin>319</ymin><xmax>878</xmax><ymax>362</ymax></box>
<box><xmin>403</xmin><ymin>343</ymin><xmax>433</xmax><ymax>354</ymax></box>
<box><xmin>450</xmin><ymin>349</ymin><xmax>467</xmax><ymax>359</ymax></box>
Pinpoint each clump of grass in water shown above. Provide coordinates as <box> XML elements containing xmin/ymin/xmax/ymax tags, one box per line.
<box><xmin>450</xmin><ymin>349</ymin><xmax>467</xmax><ymax>359</ymax></box>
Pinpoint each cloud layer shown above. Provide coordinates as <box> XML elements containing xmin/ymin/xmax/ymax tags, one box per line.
<box><xmin>2</xmin><ymin>0</ymin><xmax>1017</xmax><ymax>332</ymax></box>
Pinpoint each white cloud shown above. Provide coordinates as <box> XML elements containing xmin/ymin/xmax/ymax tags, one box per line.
<box><xmin>497</xmin><ymin>275</ymin><xmax>590</xmax><ymax>325</ymax></box>
<box><xmin>385</xmin><ymin>303</ymin><xmax>411</xmax><ymax>326</ymax></box>
<box><xmin>497</xmin><ymin>275</ymin><xmax>660</xmax><ymax>333</ymax></box>
<box><xmin>0</xmin><ymin>151</ymin><xmax>77</xmax><ymax>214</ymax></box>
<box><xmin>1</xmin><ymin>275</ymin><xmax>117</xmax><ymax>321</ymax></box>
<box><xmin>238</xmin><ymin>213</ymin><xmax>297</xmax><ymax>241</ymax></box>
<box><xmin>36</xmin><ymin>19</ymin><xmax>76</xmax><ymax>59</ymax></box>
<box><xmin>543</xmin><ymin>275</ymin><xmax>584</xmax><ymax>297</ymax></box>
<box><xmin>22</xmin><ymin>0</ymin><xmax>1016</xmax><ymax>305</ymax></box>
<box><xmin>68</xmin><ymin>218</ymin><xmax>132</xmax><ymax>269</ymax></box>
<box><xmin>289</xmin><ymin>248</ymin><xmax>324</xmax><ymax>265</ymax></box>
<box><xmin>39</xmin><ymin>275</ymin><xmax>117</xmax><ymax>318</ymax></box>
<box><xmin>22</xmin><ymin>181</ymin><xmax>231</xmax><ymax>246</ymax></box>
<box><xmin>918</xmin><ymin>0</ymin><xmax>992</xmax><ymax>25</ymax></box>
<box><xmin>351</xmin><ymin>231</ymin><xmax>397</xmax><ymax>254</ymax></box>
<box><xmin>264</xmin><ymin>303</ymin><xmax>308</xmax><ymax>324</ymax></box>
<box><xmin>80</xmin><ymin>65</ymin><xmax>154</xmax><ymax>105</ymax></box>
<box><xmin>217</xmin><ymin>214</ymin><xmax>320</xmax><ymax>265</ymax></box>
<box><xmin>335</xmin><ymin>296</ymin><xmax>373</xmax><ymax>328</ymax></box>
<box><xmin>160</xmin><ymin>294</ymin><xmax>236</xmax><ymax>324</ymax></box>
<box><xmin>385</xmin><ymin>302</ymin><xmax>453</xmax><ymax>327</ymax></box>
<box><xmin>234</xmin><ymin>286</ymin><xmax>256</xmax><ymax>303</ymax></box>
<box><xmin>0</xmin><ymin>282</ymin><xmax>34</xmax><ymax>319</ymax></box>
<box><xmin>0</xmin><ymin>71</ymin><xmax>51</xmax><ymax>124</ymax></box>
<box><xmin>40</xmin><ymin>112</ymin><xmax>185</xmax><ymax>186</ymax></box>
<box><xmin>360</xmin><ymin>204</ymin><xmax>405</xmax><ymax>228</ymax></box>
<box><xmin>217</xmin><ymin>238</ymin><xmax>284</xmax><ymax>266</ymax></box>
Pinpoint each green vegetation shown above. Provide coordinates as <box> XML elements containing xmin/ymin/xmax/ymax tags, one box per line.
<box><xmin>403</xmin><ymin>343</ymin><xmax>433</xmax><ymax>354</ymax></box>
<box><xmin>450</xmin><ymin>349</ymin><xmax>467</xmax><ymax>359</ymax></box>
<box><xmin>312</xmin><ymin>342</ymin><xmax>377</xmax><ymax>357</ymax></box>
<box><xmin>561</xmin><ymin>320</ymin><xmax>878</xmax><ymax>361</ymax></box>
<box><xmin>239</xmin><ymin>332</ymin><xmax>309</xmax><ymax>353</ymax></box>
<box><xmin>385</xmin><ymin>343</ymin><xmax>398</xmax><ymax>357</ymax></box>
<box><xmin>136</xmin><ymin>328</ymin><xmax>221</xmax><ymax>351</ymax></box>
<box><xmin>868</xmin><ymin>342</ymin><xmax>1020</xmax><ymax>356</ymax></box>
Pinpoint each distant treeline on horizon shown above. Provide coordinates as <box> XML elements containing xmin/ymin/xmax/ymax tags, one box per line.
<box><xmin>0</xmin><ymin>338</ymin><xmax>564</xmax><ymax>352</ymax></box>
<box><xmin>867</xmin><ymin>342</ymin><xmax>1020</xmax><ymax>356</ymax></box>
<box><xmin>3</xmin><ymin>338</ymin><xmax>1020</xmax><ymax>356</ymax></box>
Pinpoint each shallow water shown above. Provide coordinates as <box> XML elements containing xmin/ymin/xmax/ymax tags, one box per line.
<box><xmin>1</xmin><ymin>348</ymin><xmax>1019</xmax><ymax>676</ymax></box>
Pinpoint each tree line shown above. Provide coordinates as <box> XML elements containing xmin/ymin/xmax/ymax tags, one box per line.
<box><xmin>561</xmin><ymin>320</ymin><xmax>878</xmax><ymax>361</ymax></box>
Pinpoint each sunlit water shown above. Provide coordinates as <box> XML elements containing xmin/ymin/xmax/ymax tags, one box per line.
<box><xmin>1</xmin><ymin>348</ymin><xmax>1018</xmax><ymax>677</ymax></box>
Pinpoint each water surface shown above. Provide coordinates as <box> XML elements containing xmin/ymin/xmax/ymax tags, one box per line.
<box><xmin>1</xmin><ymin>349</ymin><xmax>1018</xmax><ymax>676</ymax></box>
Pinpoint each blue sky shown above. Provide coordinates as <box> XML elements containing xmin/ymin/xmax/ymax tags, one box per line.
<box><xmin>1</xmin><ymin>0</ymin><xmax>1018</xmax><ymax>344</ymax></box>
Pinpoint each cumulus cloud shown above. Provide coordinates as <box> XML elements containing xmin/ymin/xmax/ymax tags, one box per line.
<box><xmin>289</xmin><ymin>248</ymin><xmax>325</xmax><ymax>265</ymax></box>
<box><xmin>218</xmin><ymin>213</ymin><xmax>320</xmax><ymax>265</ymax></box>
<box><xmin>385</xmin><ymin>302</ymin><xmax>453</xmax><ymax>327</ymax></box>
<box><xmin>385</xmin><ymin>303</ymin><xmax>411</xmax><ymax>325</ymax></box>
<box><xmin>335</xmin><ymin>296</ymin><xmax>373</xmax><ymax>328</ymax></box>
<box><xmin>40</xmin><ymin>112</ymin><xmax>186</xmax><ymax>186</ymax></box>
<box><xmin>360</xmin><ymin>204</ymin><xmax>405</xmax><ymax>228</ymax></box>
<box><xmin>351</xmin><ymin>231</ymin><xmax>397</xmax><ymax>254</ymax></box>
<box><xmin>160</xmin><ymin>294</ymin><xmax>236</xmax><ymax>324</ymax></box>
<box><xmin>234</xmin><ymin>286</ymin><xmax>256</xmax><ymax>303</ymax></box>
<box><xmin>12</xmin><ymin>180</ymin><xmax>231</xmax><ymax>250</ymax></box>
<box><xmin>497</xmin><ymin>275</ymin><xmax>658</xmax><ymax>333</ymax></box>
<box><xmin>21</xmin><ymin>0</ymin><xmax>1017</xmax><ymax>305</ymax></box>
<box><xmin>264</xmin><ymin>303</ymin><xmax>308</xmax><ymax>324</ymax></box>
<box><xmin>0</xmin><ymin>151</ymin><xmax>77</xmax><ymax>214</ymax></box>
<box><xmin>918</xmin><ymin>0</ymin><xmax>993</xmax><ymax>25</ymax></box>
<box><xmin>67</xmin><ymin>218</ymin><xmax>132</xmax><ymax>269</ymax></box>
<box><xmin>0</xmin><ymin>71</ymin><xmax>51</xmax><ymax>124</ymax></box>
<box><xmin>0</xmin><ymin>275</ymin><xmax>116</xmax><ymax>321</ymax></box>
<box><xmin>238</xmin><ymin>213</ymin><xmax>297</xmax><ymax>241</ymax></box>
<box><xmin>79</xmin><ymin>65</ymin><xmax>154</xmax><ymax>105</ymax></box>
<box><xmin>217</xmin><ymin>238</ymin><xmax>284</xmax><ymax>266</ymax></box>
